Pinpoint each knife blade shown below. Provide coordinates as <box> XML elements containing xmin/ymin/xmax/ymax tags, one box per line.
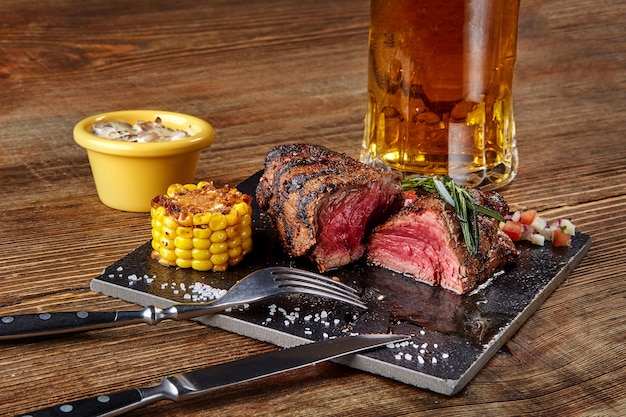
<box><xmin>19</xmin><ymin>333</ymin><xmax>409</xmax><ymax>417</ymax></box>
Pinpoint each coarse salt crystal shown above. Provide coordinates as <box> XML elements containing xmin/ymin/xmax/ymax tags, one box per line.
<box><xmin>442</xmin><ymin>353</ymin><xmax>449</xmax><ymax>359</ymax></box>
<box><xmin>417</xmin><ymin>356</ymin><xmax>425</xmax><ymax>364</ymax></box>
<box><xmin>404</xmin><ymin>353</ymin><xmax>413</xmax><ymax>360</ymax></box>
<box><xmin>432</xmin><ymin>357</ymin><xmax>438</xmax><ymax>364</ymax></box>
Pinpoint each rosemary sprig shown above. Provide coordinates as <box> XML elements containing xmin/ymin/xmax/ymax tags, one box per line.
<box><xmin>402</xmin><ymin>176</ymin><xmax>505</xmax><ymax>255</ymax></box>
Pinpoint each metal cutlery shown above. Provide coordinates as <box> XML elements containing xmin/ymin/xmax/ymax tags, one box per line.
<box><xmin>0</xmin><ymin>267</ymin><xmax>365</xmax><ymax>340</ymax></box>
<box><xmin>19</xmin><ymin>333</ymin><xmax>409</xmax><ymax>417</ymax></box>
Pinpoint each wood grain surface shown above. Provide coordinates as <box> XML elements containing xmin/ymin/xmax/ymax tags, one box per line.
<box><xmin>1</xmin><ymin>0</ymin><xmax>625</xmax><ymax>416</ymax></box>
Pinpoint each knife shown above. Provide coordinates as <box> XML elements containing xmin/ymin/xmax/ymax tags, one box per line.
<box><xmin>19</xmin><ymin>333</ymin><xmax>409</xmax><ymax>417</ymax></box>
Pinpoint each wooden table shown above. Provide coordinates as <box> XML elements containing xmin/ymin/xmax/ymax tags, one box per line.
<box><xmin>1</xmin><ymin>0</ymin><xmax>624</xmax><ymax>415</ymax></box>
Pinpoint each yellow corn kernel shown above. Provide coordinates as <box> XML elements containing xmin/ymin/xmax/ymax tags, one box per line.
<box><xmin>228</xmin><ymin>246</ymin><xmax>242</xmax><ymax>258</ymax></box>
<box><xmin>150</xmin><ymin>181</ymin><xmax>253</xmax><ymax>272</ymax></box>
<box><xmin>174</xmin><ymin>247</ymin><xmax>192</xmax><ymax>260</ymax></box>
<box><xmin>176</xmin><ymin>258</ymin><xmax>193</xmax><ymax>269</ymax></box>
<box><xmin>174</xmin><ymin>236</ymin><xmax>193</xmax><ymax>250</ymax></box>
<box><xmin>191</xmin><ymin>259</ymin><xmax>213</xmax><ymax>271</ymax></box>
<box><xmin>159</xmin><ymin>236</ymin><xmax>174</xmax><ymax>249</ymax></box>
<box><xmin>159</xmin><ymin>248</ymin><xmax>177</xmax><ymax>262</ymax></box>
<box><xmin>210</xmin><ymin>230</ymin><xmax>228</xmax><ymax>243</ymax></box>
<box><xmin>240</xmin><ymin>225</ymin><xmax>252</xmax><ymax>240</ymax></box>
<box><xmin>233</xmin><ymin>202</ymin><xmax>248</xmax><ymax>216</ymax></box>
<box><xmin>193</xmin><ymin>227</ymin><xmax>212</xmax><ymax>239</ymax></box>
<box><xmin>192</xmin><ymin>237</ymin><xmax>211</xmax><ymax>250</ymax></box>
<box><xmin>227</xmin><ymin>236</ymin><xmax>241</xmax><ymax>248</ymax></box>
<box><xmin>175</xmin><ymin>213</ymin><xmax>193</xmax><ymax>227</ymax></box>
<box><xmin>193</xmin><ymin>213</ymin><xmax>212</xmax><ymax>226</ymax></box>
<box><xmin>225</xmin><ymin>225</ymin><xmax>239</xmax><ymax>239</ymax></box>
<box><xmin>176</xmin><ymin>226</ymin><xmax>193</xmax><ymax>239</ymax></box>
<box><xmin>209</xmin><ymin>242</ymin><xmax>228</xmax><ymax>254</ymax></box>
<box><xmin>224</xmin><ymin>209</ymin><xmax>238</xmax><ymax>226</ymax></box>
<box><xmin>162</xmin><ymin>226</ymin><xmax>176</xmax><ymax>239</ymax></box>
<box><xmin>166</xmin><ymin>183</ymin><xmax>184</xmax><ymax>197</ymax></box>
<box><xmin>242</xmin><ymin>237</ymin><xmax>253</xmax><ymax>253</ymax></box>
<box><xmin>192</xmin><ymin>248</ymin><xmax>211</xmax><ymax>260</ymax></box>
<box><xmin>163</xmin><ymin>216</ymin><xmax>178</xmax><ymax>230</ymax></box>
<box><xmin>210</xmin><ymin>252</ymin><xmax>229</xmax><ymax>267</ymax></box>
<box><xmin>209</xmin><ymin>213</ymin><xmax>227</xmax><ymax>231</ymax></box>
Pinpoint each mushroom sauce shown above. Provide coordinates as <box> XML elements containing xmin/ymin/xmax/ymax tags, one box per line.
<box><xmin>92</xmin><ymin>117</ymin><xmax>193</xmax><ymax>142</ymax></box>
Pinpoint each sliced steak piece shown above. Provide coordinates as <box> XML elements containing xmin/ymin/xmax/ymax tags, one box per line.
<box><xmin>256</xmin><ymin>143</ymin><xmax>404</xmax><ymax>272</ymax></box>
<box><xmin>367</xmin><ymin>189</ymin><xmax>518</xmax><ymax>294</ymax></box>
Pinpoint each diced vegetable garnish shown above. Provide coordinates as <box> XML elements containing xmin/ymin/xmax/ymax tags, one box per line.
<box><xmin>500</xmin><ymin>210</ymin><xmax>576</xmax><ymax>248</ymax></box>
<box><xmin>552</xmin><ymin>229</ymin><xmax>572</xmax><ymax>247</ymax></box>
<box><xmin>519</xmin><ymin>209</ymin><xmax>537</xmax><ymax>225</ymax></box>
<box><xmin>502</xmin><ymin>220</ymin><xmax>523</xmax><ymax>241</ymax></box>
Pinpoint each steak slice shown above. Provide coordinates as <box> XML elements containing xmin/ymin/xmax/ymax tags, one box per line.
<box><xmin>367</xmin><ymin>189</ymin><xmax>518</xmax><ymax>294</ymax></box>
<box><xmin>256</xmin><ymin>143</ymin><xmax>404</xmax><ymax>272</ymax></box>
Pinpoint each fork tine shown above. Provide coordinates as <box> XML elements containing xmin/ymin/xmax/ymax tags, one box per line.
<box><xmin>275</xmin><ymin>275</ymin><xmax>359</xmax><ymax>301</ymax></box>
<box><xmin>286</xmin><ymin>287</ymin><xmax>367</xmax><ymax>310</ymax></box>
<box><xmin>268</xmin><ymin>267</ymin><xmax>366</xmax><ymax>309</ymax></box>
<box><xmin>269</xmin><ymin>267</ymin><xmax>358</xmax><ymax>293</ymax></box>
<box><xmin>276</xmin><ymin>278</ymin><xmax>362</xmax><ymax>301</ymax></box>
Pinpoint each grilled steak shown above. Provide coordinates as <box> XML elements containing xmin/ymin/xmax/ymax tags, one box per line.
<box><xmin>256</xmin><ymin>143</ymin><xmax>404</xmax><ymax>271</ymax></box>
<box><xmin>367</xmin><ymin>189</ymin><xmax>518</xmax><ymax>294</ymax></box>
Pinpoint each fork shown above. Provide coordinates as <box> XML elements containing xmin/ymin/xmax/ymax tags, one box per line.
<box><xmin>0</xmin><ymin>267</ymin><xmax>365</xmax><ymax>340</ymax></box>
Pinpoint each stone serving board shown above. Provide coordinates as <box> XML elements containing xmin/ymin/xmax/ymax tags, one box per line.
<box><xmin>90</xmin><ymin>172</ymin><xmax>591</xmax><ymax>395</ymax></box>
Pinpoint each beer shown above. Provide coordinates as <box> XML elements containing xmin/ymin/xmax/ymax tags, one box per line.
<box><xmin>361</xmin><ymin>0</ymin><xmax>520</xmax><ymax>189</ymax></box>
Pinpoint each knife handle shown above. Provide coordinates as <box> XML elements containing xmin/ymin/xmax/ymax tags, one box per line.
<box><xmin>18</xmin><ymin>387</ymin><xmax>165</xmax><ymax>417</ymax></box>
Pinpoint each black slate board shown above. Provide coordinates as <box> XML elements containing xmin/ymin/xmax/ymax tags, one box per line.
<box><xmin>90</xmin><ymin>172</ymin><xmax>591</xmax><ymax>395</ymax></box>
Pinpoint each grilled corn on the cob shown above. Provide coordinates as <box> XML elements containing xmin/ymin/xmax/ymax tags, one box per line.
<box><xmin>150</xmin><ymin>181</ymin><xmax>253</xmax><ymax>272</ymax></box>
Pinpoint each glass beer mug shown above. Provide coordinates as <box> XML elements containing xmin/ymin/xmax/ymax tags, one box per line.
<box><xmin>361</xmin><ymin>0</ymin><xmax>520</xmax><ymax>189</ymax></box>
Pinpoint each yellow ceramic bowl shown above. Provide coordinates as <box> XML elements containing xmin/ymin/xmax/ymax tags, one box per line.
<box><xmin>74</xmin><ymin>110</ymin><xmax>215</xmax><ymax>212</ymax></box>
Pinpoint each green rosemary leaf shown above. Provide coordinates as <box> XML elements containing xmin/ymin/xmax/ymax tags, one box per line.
<box><xmin>474</xmin><ymin>204</ymin><xmax>505</xmax><ymax>223</ymax></box>
<box><xmin>433</xmin><ymin>177</ymin><xmax>455</xmax><ymax>207</ymax></box>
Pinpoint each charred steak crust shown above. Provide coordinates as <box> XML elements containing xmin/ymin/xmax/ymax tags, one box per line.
<box><xmin>256</xmin><ymin>143</ymin><xmax>404</xmax><ymax>271</ymax></box>
<box><xmin>367</xmin><ymin>189</ymin><xmax>519</xmax><ymax>294</ymax></box>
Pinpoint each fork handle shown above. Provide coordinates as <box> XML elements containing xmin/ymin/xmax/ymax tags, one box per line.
<box><xmin>0</xmin><ymin>304</ymin><xmax>230</xmax><ymax>341</ymax></box>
